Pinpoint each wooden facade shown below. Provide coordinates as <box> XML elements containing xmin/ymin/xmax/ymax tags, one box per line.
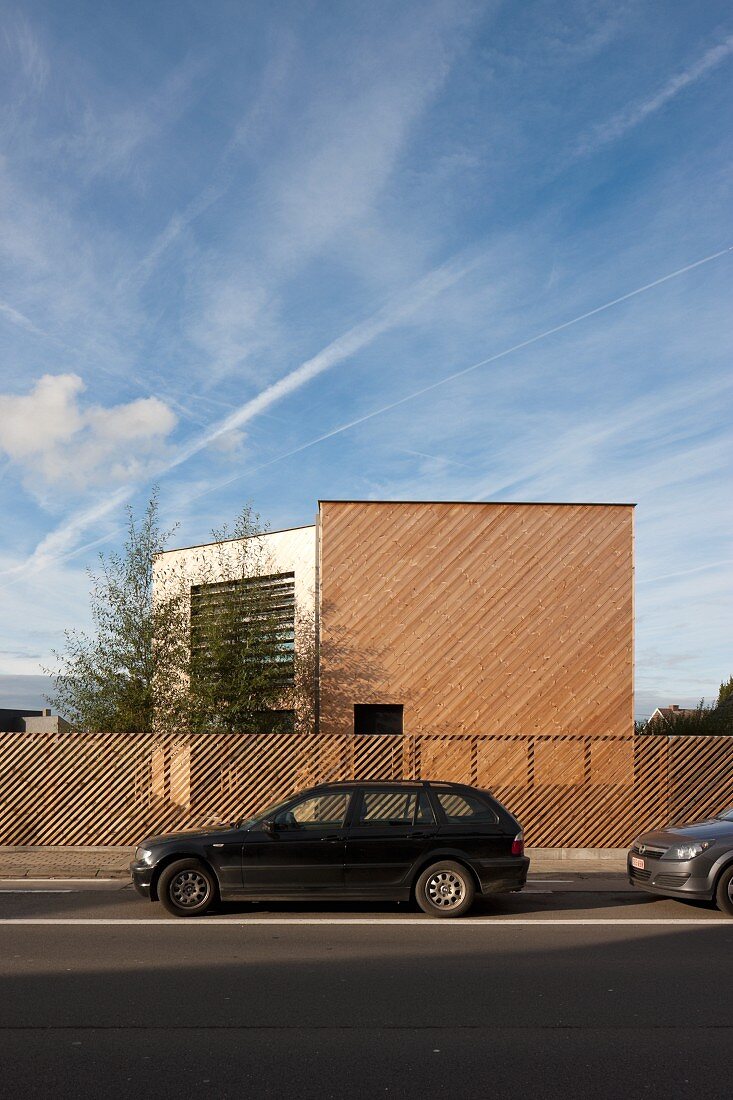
<box><xmin>318</xmin><ymin>501</ymin><xmax>634</xmax><ymax>737</ymax></box>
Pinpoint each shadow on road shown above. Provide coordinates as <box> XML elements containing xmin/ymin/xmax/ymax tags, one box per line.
<box><xmin>0</xmin><ymin>882</ymin><xmax>723</xmax><ymax>920</ymax></box>
<box><xmin>0</xmin><ymin>918</ymin><xmax>732</xmax><ymax>1099</ymax></box>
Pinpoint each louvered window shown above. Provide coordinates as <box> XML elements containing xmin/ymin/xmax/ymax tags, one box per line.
<box><xmin>190</xmin><ymin>572</ymin><xmax>295</xmax><ymax>686</ymax></box>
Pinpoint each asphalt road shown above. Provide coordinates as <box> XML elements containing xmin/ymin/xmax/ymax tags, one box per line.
<box><xmin>0</xmin><ymin>878</ymin><xmax>731</xmax><ymax>1100</ymax></box>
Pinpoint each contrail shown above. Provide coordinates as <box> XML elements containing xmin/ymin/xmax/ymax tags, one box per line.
<box><xmin>7</xmin><ymin>242</ymin><xmax>731</xmax><ymax>580</ymax></box>
<box><xmin>163</xmin><ymin>253</ymin><xmax>478</xmax><ymax>472</ymax></box>
<box><xmin>0</xmin><ymin>488</ymin><xmax>132</xmax><ymax>581</ymax></box>
<box><xmin>638</xmin><ymin>559</ymin><xmax>733</xmax><ymax>585</ymax></box>
<box><xmin>3</xmin><ymin>252</ymin><xmax>477</xmax><ymax>579</ymax></box>
<box><xmin>192</xmin><ymin>244</ymin><xmax>733</xmax><ymax>498</ymax></box>
<box><xmin>0</xmin><ymin>300</ymin><xmax>67</xmax><ymax>347</ymax></box>
<box><xmin>575</xmin><ymin>34</ymin><xmax>733</xmax><ymax>157</ymax></box>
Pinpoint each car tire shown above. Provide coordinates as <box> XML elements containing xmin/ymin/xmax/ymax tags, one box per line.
<box><xmin>715</xmin><ymin>865</ymin><xmax>733</xmax><ymax>917</ymax></box>
<box><xmin>415</xmin><ymin>860</ymin><xmax>476</xmax><ymax>918</ymax></box>
<box><xmin>158</xmin><ymin>859</ymin><xmax>216</xmax><ymax>917</ymax></box>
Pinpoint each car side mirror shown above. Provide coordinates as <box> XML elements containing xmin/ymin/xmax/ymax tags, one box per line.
<box><xmin>262</xmin><ymin>819</ymin><xmax>277</xmax><ymax>834</ymax></box>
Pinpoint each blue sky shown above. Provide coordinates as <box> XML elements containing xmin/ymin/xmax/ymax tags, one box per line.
<box><xmin>0</xmin><ymin>0</ymin><xmax>731</xmax><ymax>719</ymax></box>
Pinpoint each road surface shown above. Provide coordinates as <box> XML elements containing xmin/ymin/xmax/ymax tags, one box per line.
<box><xmin>0</xmin><ymin>876</ymin><xmax>730</xmax><ymax>1099</ymax></box>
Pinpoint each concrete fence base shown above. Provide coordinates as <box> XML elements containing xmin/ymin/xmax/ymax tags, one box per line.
<box><xmin>527</xmin><ymin>847</ymin><xmax>628</xmax><ymax>861</ymax></box>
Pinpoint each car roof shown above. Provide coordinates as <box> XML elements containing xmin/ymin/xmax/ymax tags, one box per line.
<box><xmin>311</xmin><ymin>780</ymin><xmax>472</xmax><ymax>790</ymax></box>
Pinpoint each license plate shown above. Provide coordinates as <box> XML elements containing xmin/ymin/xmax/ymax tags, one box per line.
<box><xmin>631</xmin><ymin>855</ymin><xmax>645</xmax><ymax>870</ymax></box>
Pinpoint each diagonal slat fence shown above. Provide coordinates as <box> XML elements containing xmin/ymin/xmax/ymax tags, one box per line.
<box><xmin>0</xmin><ymin>731</ymin><xmax>731</xmax><ymax>847</ymax></box>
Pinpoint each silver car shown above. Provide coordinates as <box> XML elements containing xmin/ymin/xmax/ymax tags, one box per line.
<box><xmin>628</xmin><ymin>808</ymin><xmax>733</xmax><ymax>916</ymax></box>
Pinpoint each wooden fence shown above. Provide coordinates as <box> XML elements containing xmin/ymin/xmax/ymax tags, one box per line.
<box><xmin>0</xmin><ymin>730</ymin><xmax>732</xmax><ymax>847</ymax></box>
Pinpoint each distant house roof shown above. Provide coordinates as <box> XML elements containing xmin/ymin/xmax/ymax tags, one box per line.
<box><xmin>648</xmin><ymin>704</ymin><xmax>699</xmax><ymax>726</ymax></box>
<box><xmin>0</xmin><ymin>707</ymin><xmax>43</xmax><ymax>732</ymax></box>
<box><xmin>0</xmin><ymin>708</ymin><xmax>70</xmax><ymax>734</ymax></box>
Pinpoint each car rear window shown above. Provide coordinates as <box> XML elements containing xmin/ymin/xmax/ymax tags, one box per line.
<box><xmin>435</xmin><ymin>790</ymin><xmax>498</xmax><ymax>824</ymax></box>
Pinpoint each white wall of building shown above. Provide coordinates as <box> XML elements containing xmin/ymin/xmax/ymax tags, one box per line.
<box><xmin>152</xmin><ymin>524</ymin><xmax>317</xmax><ymax>649</ymax></box>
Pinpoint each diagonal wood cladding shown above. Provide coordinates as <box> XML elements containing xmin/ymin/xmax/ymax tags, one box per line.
<box><xmin>318</xmin><ymin>501</ymin><xmax>634</xmax><ymax>736</ymax></box>
<box><xmin>2</xmin><ymin>730</ymin><xmax>732</xmax><ymax>847</ymax></box>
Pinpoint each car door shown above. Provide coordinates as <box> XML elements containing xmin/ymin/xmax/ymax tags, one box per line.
<box><xmin>345</xmin><ymin>786</ymin><xmax>437</xmax><ymax>890</ymax></box>
<box><xmin>431</xmin><ymin>787</ymin><xmax>511</xmax><ymax>861</ymax></box>
<box><xmin>203</xmin><ymin>829</ymin><xmax>249</xmax><ymax>892</ymax></box>
<box><xmin>240</xmin><ymin>789</ymin><xmax>352</xmax><ymax>893</ymax></box>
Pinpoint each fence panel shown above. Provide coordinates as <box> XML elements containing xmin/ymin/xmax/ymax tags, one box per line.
<box><xmin>0</xmin><ymin>730</ymin><xmax>731</xmax><ymax>846</ymax></box>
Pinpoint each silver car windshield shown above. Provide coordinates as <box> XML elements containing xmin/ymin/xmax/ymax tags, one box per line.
<box><xmin>716</xmin><ymin>808</ymin><xmax>733</xmax><ymax>820</ymax></box>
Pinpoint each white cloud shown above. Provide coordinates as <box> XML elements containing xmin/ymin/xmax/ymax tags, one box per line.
<box><xmin>0</xmin><ymin>373</ymin><xmax>177</xmax><ymax>495</ymax></box>
<box><xmin>184</xmin><ymin>269</ymin><xmax>278</xmax><ymax>380</ymax></box>
<box><xmin>4</xmin><ymin>16</ymin><xmax>49</xmax><ymax>95</ymax></box>
<box><xmin>55</xmin><ymin>59</ymin><xmax>204</xmax><ymax>182</ymax></box>
<box><xmin>210</xmin><ymin>428</ymin><xmax>247</xmax><ymax>456</ymax></box>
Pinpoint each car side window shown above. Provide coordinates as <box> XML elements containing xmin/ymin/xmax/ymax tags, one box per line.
<box><xmin>416</xmin><ymin>790</ymin><xmax>436</xmax><ymax>825</ymax></box>
<box><xmin>275</xmin><ymin>792</ymin><xmax>350</xmax><ymax>830</ymax></box>
<box><xmin>357</xmin><ymin>789</ymin><xmax>418</xmax><ymax>826</ymax></box>
<box><xmin>435</xmin><ymin>791</ymin><xmax>498</xmax><ymax>824</ymax></box>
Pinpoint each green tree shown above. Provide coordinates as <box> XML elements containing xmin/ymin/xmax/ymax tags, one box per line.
<box><xmin>45</xmin><ymin>491</ymin><xmax>187</xmax><ymax>732</ymax></box>
<box><xmin>641</xmin><ymin>698</ymin><xmax>733</xmax><ymax>737</ymax></box>
<box><xmin>46</xmin><ymin>497</ymin><xmax>316</xmax><ymax>734</ymax></box>
<box><xmin>154</xmin><ymin>504</ymin><xmax>316</xmax><ymax>734</ymax></box>
<box><xmin>717</xmin><ymin>675</ymin><xmax>733</xmax><ymax>709</ymax></box>
<box><xmin>183</xmin><ymin>508</ymin><xmax>295</xmax><ymax>732</ymax></box>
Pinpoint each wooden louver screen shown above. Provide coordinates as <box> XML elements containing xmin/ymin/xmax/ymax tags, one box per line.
<box><xmin>0</xmin><ymin>730</ymin><xmax>731</xmax><ymax>847</ymax></box>
<box><xmin>190</xmin><ymin>571</ymin><xmax>296</xmax><ymax>686</ymax></box>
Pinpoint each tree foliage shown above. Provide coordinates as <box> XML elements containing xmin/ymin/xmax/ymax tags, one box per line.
<box><xmin>638</xmin><ymin>693</ymin><xmax>733</xmax><ymax>737</ymax></box>
<box><xmin>46</xmin><ymin>495</ymin><xmax>316</xmax><ymax>734</ymax></box>
<box><xmin>45</xmin><ymin>492</ymin><xmax>186</xmax><ymax>732</ymax></box>
<box><xmin>179</xmin><ymin>509</ymin><xmax>306</xmax><ymax>733</ymax></box>
<box><xmin>718</xmin><ymin>675</ymin><xmax>733</xmax><ymax>709</ymax></box>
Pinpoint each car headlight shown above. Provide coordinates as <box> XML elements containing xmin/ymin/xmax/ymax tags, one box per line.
<box><xmin>662</xmin><ymin>841</ymin><xmax>712</xmax><ymax>861</ymax></box>
<box><xmin>134</xmin><ymin>846</ymin><xmax>154</xmax><ymax>863</ymax></box>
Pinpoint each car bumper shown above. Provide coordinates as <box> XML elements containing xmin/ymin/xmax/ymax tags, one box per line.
<box><xmin>477</xmin><ymin>856</ymin><xmax>529</xmax><ymax>894</ymax></box>
<box><xmin>130</xmin><ymin>860</ymin><xmax>155</xmax><ymax>899</ymax></box>
<box><xmin>627</xmin><ymin>854</ymin><xmax>713</xmax><ymax>900</ymax></box>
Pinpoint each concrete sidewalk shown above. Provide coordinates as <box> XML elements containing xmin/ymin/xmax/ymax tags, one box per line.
<box><xmin>0</xmin><ymin>846</ymin><xmax>135</xmax><ymax>879</ymax></box>
<box><xmin>0</xmin><ymin>845</ymin><xmax>628</xmax><ymax>879</ymax></box>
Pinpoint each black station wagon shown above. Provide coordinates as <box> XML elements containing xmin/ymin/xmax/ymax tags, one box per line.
<box><xmin>130</xmin><ymin>780</ymin><xmax>529</xmax><ymax>918</ymax></box>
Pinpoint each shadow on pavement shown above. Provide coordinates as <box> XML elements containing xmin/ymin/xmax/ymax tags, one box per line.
<box><xmin>0</xmin><ymin>881</ymin><xmax>723</xmax><ymax>920</ymax></box>
<box><xmin>0</xmin><ymin>919</ymin><xmax>732</xmax><ymax>1099</ymax></box>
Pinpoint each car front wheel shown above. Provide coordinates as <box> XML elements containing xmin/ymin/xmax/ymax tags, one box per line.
<box><xmin>715</xmin><ymin>865</ymin><xmax>733</xmax><ymax>917</ymax></box>
<box><xmin>158</xmin><ymin>859</ymin><xmax>216</xmax><ymax>917</ymax></box>
<box><xmin>415</xmin><ymin>860</ymin><xmax>476</xmax><ymax>917</ymax></box>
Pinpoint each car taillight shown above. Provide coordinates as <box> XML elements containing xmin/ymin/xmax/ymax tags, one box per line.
<box><xmin>511</xmin><ymin>832</ymin><xmax>524</xmax><ymax>856</ymax></box>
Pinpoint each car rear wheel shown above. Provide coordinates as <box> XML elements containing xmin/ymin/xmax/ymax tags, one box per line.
<box><xmin>415</xmin><ymin>860</ymin><xmax>475</xmax><ymax>918</ymax></box>
<box><xmin>715</xmin><ymin>865</ymin><xmax>733</xmax><ymax>917</ymax></box>
<box><xmin>158</xmin><ymin>859</ymin><xmax>216</xmax><ymax>917</ymax></box>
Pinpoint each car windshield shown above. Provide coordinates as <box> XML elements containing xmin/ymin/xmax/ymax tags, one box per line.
<box><xmin>716</xmin><ymin>808</ymin><xmax>733</xmax><ymax>821</ymax></box>
<box><xmin>239</xmin><ymin>794</ymin><xmax>298</xmax><ymax>828</ymax></box>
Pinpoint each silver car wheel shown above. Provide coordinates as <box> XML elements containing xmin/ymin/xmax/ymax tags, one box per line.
<box><xmin>426</xmin><ymin>869</ymin><xmax>466</xmax><ymax>909</ymax></box>
<box><xmin>170</xmin><ymin>869</ymin><xmax>210</xmax><ymax>908</ymax></box>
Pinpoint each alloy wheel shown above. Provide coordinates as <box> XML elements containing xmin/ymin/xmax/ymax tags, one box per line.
<box><xmin>426</xmin><ymin>869</ymin><xmax>466</xmax><ymax>910</ymax></box>
<box><xmin>170</xmin><ymin>870</ymin><xmax>210</xmax><ymax>908</ymax></box>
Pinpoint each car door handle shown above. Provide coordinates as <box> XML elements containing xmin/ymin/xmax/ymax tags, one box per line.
<box><xmin>408</xmin><ymin>831</ymin><xmax>435</xmax><ymax>839</ymax></box>
<box><xmin>321</xmin><ymin>834</ymin><xmax>341</xmax><ymax>841</ymax></box>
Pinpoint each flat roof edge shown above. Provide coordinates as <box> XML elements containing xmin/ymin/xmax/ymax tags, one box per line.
<box><xmin>155</xmin><ymin>523</ymin><xmax>316</xmax><ymax>557</ymax></box>
<box><xmin>318</xmin><ymin>499</ymin><xmax>637</xmax><ymax>508</ymax></box>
